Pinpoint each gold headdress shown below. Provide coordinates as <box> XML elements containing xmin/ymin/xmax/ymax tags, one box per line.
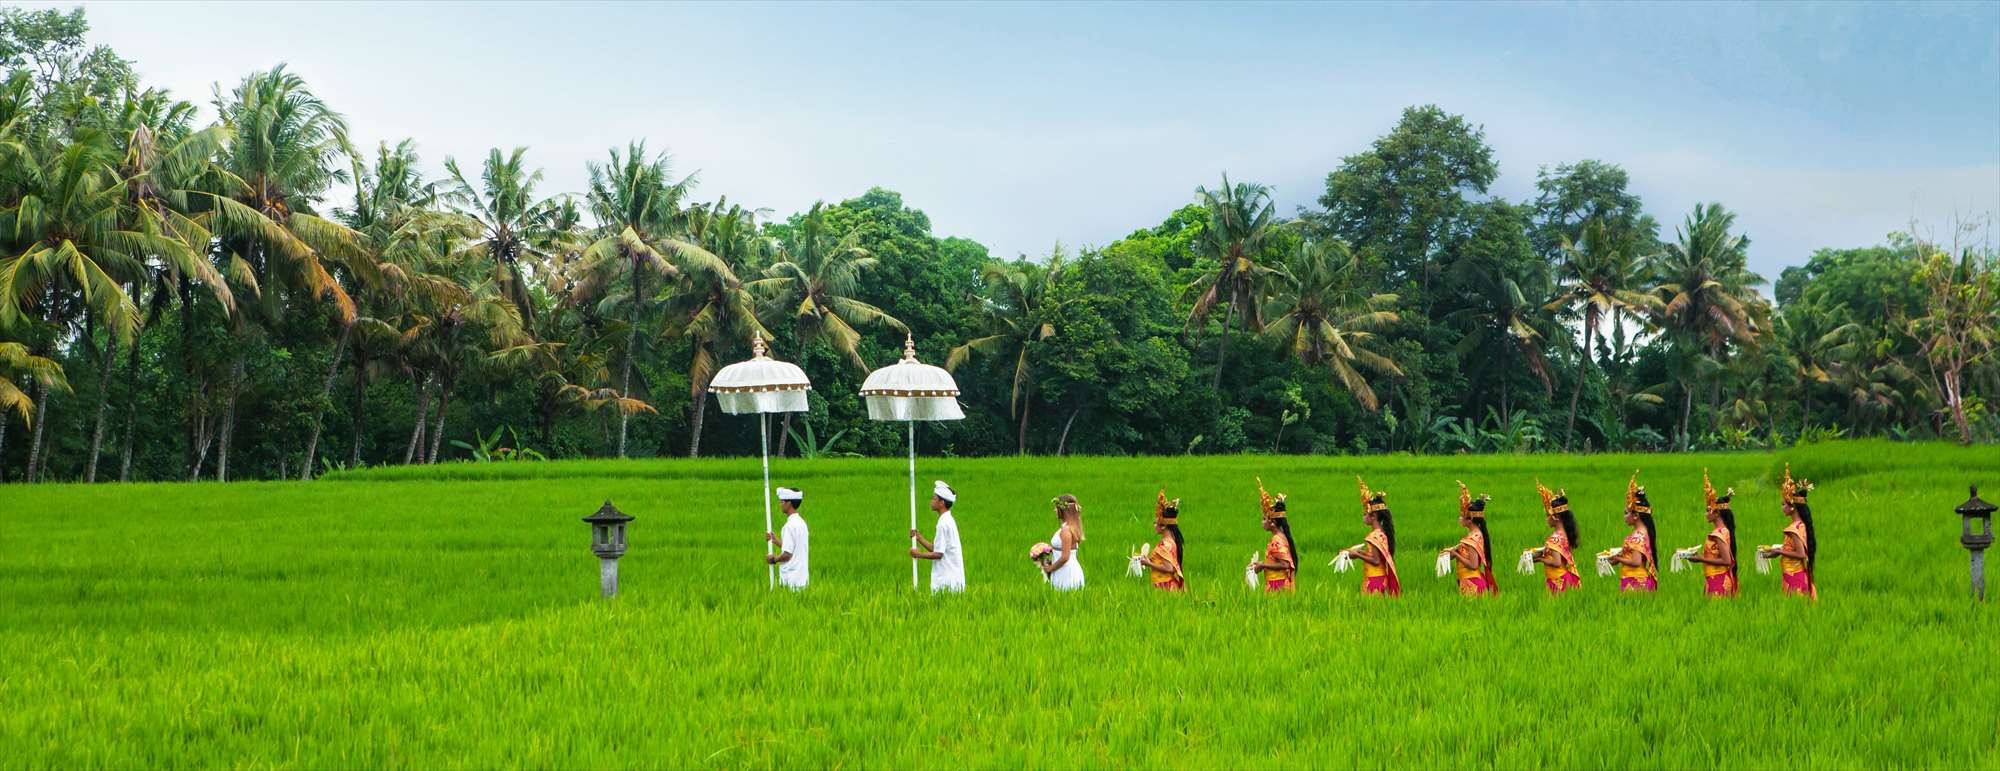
<box><xmin>1703</xmin><ymin>468</ymin><xmax>1734</xmax><ymax>512</ymax></box>
<box><xmin>1457</xmin><ymin>480</ymin><xmax>1488</xmax><ymax>520</ymax></box>
<box><xmin>1257</xmin><ymin>477</ymin><xmax>1286</xmax><ymax>519</ymax></box>
<box><xmin>1780</xmin><ymin>463</ymin><xmax>1813</xmax><ymax>505</ymax></box>
<box><xmin>1358</xmin><ymin>476</ymin><xmax>1389</xmax><ymax>515</ymax></box>
<box><xmin>1155</xmin><ymin>488</ymin><xmax>1180</xmax><ymax>525</ymax></box>
<box><xmin>1536</xmin><ymin>478</ymin><xmax>1570</xmax><ymax>516</ymax></box>
<box><xmin>1626</xmin><ymin>470</ymin><xmax>1650</xmax><ymax>514</ymax></box>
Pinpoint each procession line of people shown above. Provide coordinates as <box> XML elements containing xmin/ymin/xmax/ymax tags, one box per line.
<box><xmin>761</xmin><ymin>467</ymin><xmax>1819</xmax><ymax>600</ymax></box>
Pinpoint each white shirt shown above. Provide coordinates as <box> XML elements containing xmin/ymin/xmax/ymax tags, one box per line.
<box><xmin>777</xmin><ymin>513</ymin><xmax>809</xmax><ymax>589</ymax></box>
<box><xmin>930</xmin><ymin>511</ymin><xmax>965</xmax><ymax>593</ymax></box>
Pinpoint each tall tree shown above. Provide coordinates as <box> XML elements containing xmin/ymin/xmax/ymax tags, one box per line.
<box><xmin>948</xmin><ymin>252</ymin><xmax>1064</xmax><ymax>454</ymax></box>
<box><xmin>572</xmin><ymin>141</ymin><xmax>703</xmax><ymax>457</ymax></box>
<box><xmin>1186</xmin><ymin>174</ymin><xmax>1282</xmax><ymax>389</ymax></box>
<box><xmin>1261</xmin><ymin>239</ymin><xmax>1403</xmax><ymax>410</ymax></box>
<box><xmin>207</xmin><ymin>65</ymin><xmax>362</xmax><ymax>480</ymax></box>
<box><xmin>1548</xmin><ymin>218</ymin><xmax>1657</xmax><ymax>450</ymax></box>
<box><xmin>1530</xmin><ymin>160</ymin><xmax>1657</xmax><ymax>261</ymax></box>
<box><xmin>1317</xmin><ymin>105</ymin><xmax>1497</xmax><ymax>301</ymax></box>
<box><xmin>1654</xmin><ymin>203</ymin><xmax>1764</xmax><ymax>449</ymax></box>
<box><xmin>750</xmin><ymin>201</ymin><xmax>904</xmax><ymax>455</ymax></box>
<box><xmin>443</xmin><ymin>146</ymin><xmax>558</xmax><ymax>325</ymax></box>
<box><xmin>1908</xmin><ymin>239</ymin><xmax>1997</xmax><ymax>444</ymax></box>
<box><xmin>676</xmin><ymin>199</ymin><xmax>772</xmax><ymax>457</ymax></box>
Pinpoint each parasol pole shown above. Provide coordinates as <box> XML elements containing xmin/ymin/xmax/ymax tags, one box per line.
<box><xmin>909</xmin><ymin>420</ymin><xmax>918</xmax><ymax>590</ymax></box>
<box><xmin>762</xmin><ymin>413</ymin><xmax>774</xmax><ymax>590</ymax></box>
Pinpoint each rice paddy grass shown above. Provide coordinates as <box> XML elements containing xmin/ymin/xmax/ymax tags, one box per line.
<box><xmin>2</xmin><ymin>440</ymin><xmax>1996</xmax><ymax>768</ymax></box>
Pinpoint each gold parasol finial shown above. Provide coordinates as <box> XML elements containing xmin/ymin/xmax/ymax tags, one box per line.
<box><xmin>751</xmin><ymin>330</ymin><xmax>768</xmax><ymax>358</ymax></box>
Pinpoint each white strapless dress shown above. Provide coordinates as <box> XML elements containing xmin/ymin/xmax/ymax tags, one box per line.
<box><xmin>1049</xmin><ymin>529</ymin><xmax>1085</xmax><ymax>590</ymax></box>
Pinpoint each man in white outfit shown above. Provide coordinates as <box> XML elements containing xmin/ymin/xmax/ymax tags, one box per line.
<box><xmin>766</xmin><ymin>487</ymin><xmax>809</xmax><ymax>590</ymax></box>
<box><xmin>911</xmin><ymin>480</ymin><xmax>965</xmax><ymax>592</ymax></box>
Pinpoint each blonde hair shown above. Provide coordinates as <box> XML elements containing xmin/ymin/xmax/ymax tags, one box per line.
<box><xmin>1053</xmin><ymin>494</ymin><xmax>1085</xmax><ymax>542</ymax></box>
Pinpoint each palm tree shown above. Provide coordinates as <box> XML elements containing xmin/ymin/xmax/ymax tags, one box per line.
<box><xmin>206</xmin><ymin>65</ymin><xmax>364</xmax><ymax>480</ymax></box>
<box><xmin>1776</xmin><ymin>302</ymin><xmax>1860</xmax><ymax>436</ymax></box>
<box><xmin>571</xmin><ymin>141</ymin><xmax>705</xmax><ymax>457</ymax></box>
<box><xmin>676</xmin><ymin>198</ymin><xmax>772</xmax><ymax>457</ymax></box>
<box><xmin>948</xmin><ymin>252</ymin><xmax>1064</xmax><ymax>454</ymax></box>
<box><xmin>103</xmin><ymin>87</ymin><xmax>237</xmax><ymax>482</ymax></box>
<box><xmin>0</xmin><ymin>129</ymin><xmax>152</xmax><ymax>481</ymax></box>
<box><xmin>1547</xmin><ymin>217</ymin><xmax>1657</xmax><ymax>450</ymax></box>
<box><xmin>749</xmin><ymin>201</ymin><xmax>903</xmax><ymax>454</ymax></box>
<box><xmin>1187</xmin><ymin>174</ymin><xmax>1281</xmax><ymax>388</ymax></box>
<box><xmin>1261</xmin><ymin>239</ymin><xmax>1403</xmax><ymax>410</ymax></box>
<box><xmin>1654</xmin><ymin>203</ymin><xmax>1765</xmax><ymax>448</ymax></box>
<box><xmin>443</xmin><ymin>146</ymin><xmax>559</xmax><ymax>325</ymax></box>
<box><xmin>1449</xmin><ymin>270</ymin><xmax>1554</xmax><ymax>424</ymax></box>
<box><xmin>1</xmin><ymin>340</ymin><xmax>67</xmax><ymax>430</ymax></box>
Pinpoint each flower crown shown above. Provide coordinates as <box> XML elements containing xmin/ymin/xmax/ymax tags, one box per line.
<box><xmin>1257</xmin><ymin>477</ymin><xmax>1286</xmax><ymax>519</ymax></box>
<box><xmin>1358</xmin><ymin>476</ymin><xmax>1389</xmax><ymax>514</ymax></box>
<box><xmin>1457</xmin><ymin>480</ymin><xmax>1487</xmax><ymax>520</ymax></box>
<box><xmin>1781</xmin><ymin>463</ymin><xmax>1814</xmax><ymax>505</ymax></box>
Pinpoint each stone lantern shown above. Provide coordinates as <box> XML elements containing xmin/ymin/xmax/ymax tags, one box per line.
<box><xmin>583</xmin><ymin>500</ymin><xmax>634</xmax><ymax>598</ymax></box>
<box><xmin>1956</xmin><ymin>485</ymin><xmax>1994</xmax><ymax>601</ymax></box>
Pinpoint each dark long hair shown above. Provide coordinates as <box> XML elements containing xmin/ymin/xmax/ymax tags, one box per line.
<box><xmin>1376</xmin><ymin>508</ymin><xmax>1397</xmax><ymax>555</ymax></box>
<box><xmin>1472</xmin><ymin>518</ymin><xmax>1492</xmax><ymax>569</ymax></box>
<box><xmin>1638</xmin><ymin>512</ymin><xmax>1658</xmax><ymax>571</ymax></box>
<box><xmin>1718</xmin><ymin>509</ymin><xmax>1738</xmax><ymax>580</ymax></box>
<box><xmin>1274</xmin><ymin>518</ymin><xmax>1297</xmax><ymax>569</ymax></box>
<box><xmin>1164</xmin><ymin>523</ymin><xmax>1185</xmax><ymax>564</ymax></box>
<box><xmin>1556</xmin><ymin>510</ymin><xmax>1579</xmax><ymax>552</ymax></box>
<box><xmin>1795</xmin><ymin>502</ymin><xmax>1816</xmax><ymax>580</ymax></box>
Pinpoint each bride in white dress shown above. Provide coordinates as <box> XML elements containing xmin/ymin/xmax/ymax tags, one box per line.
<box><xmin>1044</xmin><ymin>494</ymin><xmax>1087</xmax><ymax>590</ymax></box>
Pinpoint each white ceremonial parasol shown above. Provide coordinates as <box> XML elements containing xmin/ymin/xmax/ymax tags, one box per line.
<box><xmin>861</xmin><ymin>335</ymin><xmax>965</xmax><ymax>589</ymax></box>
<box><xmin>710</xmin><ymin>331</ymin><xmax>813</xmax><ymax>589</ymax></box>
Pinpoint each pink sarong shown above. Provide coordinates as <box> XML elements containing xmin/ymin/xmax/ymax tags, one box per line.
<box><xmin>1619</xmin><ymin>576</ymin><xmax>1657</xmax><ymax>592</ymax></box>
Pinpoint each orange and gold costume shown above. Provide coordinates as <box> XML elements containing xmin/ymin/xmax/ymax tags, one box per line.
<box><xmin>1700</xmin><ymin>470</ymin><xmax>1738</xmax><ymax>597</ymax></box>
<box><xmin>1620</xmin><ymin>472</ymin><xmax>1658</xmax><ymax>592</ymax></box>
<box><xmin>1536</xmin><ymin>480</ymin><xmax>1582</xmax><ymax>593</ymax></box>
<box><xmin>1779</xmin><ymin>465</ymin><xmax>1817</xmax><ymax>599</ymax></box>
<box><xmin>1149</xmin><ymin>490</ymin><xmax>1185</xmax><ymax>591</ymax></box>
<box><xmin>1452</xmin><ymin>482</ymin><xmax>1496</xmax><ymax>595</ymax></box>
<box><xmin>1357</xmin><ymin>477</ymin><xmax>1400</xmax><ymax>596</ymax></box>
<box><xmin>1258</xmin><ymin>479</ymin><xmax>1294</xmax><ymax>592</ymax></box>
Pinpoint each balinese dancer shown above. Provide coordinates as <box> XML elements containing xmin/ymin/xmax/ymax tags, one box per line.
<box><xmin>1248</xmin><ymin>478</ymin><xmax>1297</xmax><ymax>592</ymax></box>
<box><xmin>1681</xmin><ymin>469</ymin><xmax>1739</xmax><ymax>597</ymax></box>
<box><xmin>1603</xmin><ymin>471</ymin><xmax>1658</xmax><ymax>592</ymax></box>
<box><xmin>1441</xmin><ymin>481</ymin><xmax>1496</xmax><ymax>595</ymax></box>
<box><xmin>1138</xmin><ymin>489</ymin><xmax>1186</xmax><ymax>591</ymax></box>
<box><xmin>1341</xmin><ymin>477</ymin><xmax>1401</xmax><ymax>596</ymax></box>
<box><xmin>1531</xmin><ymin>480</ymin><xmax>1582</xmax><ymax>594</ymax></box>
<box><xmin>1760</xmin><ymin>464</ymin><xmax>1818</xmax><ymax>599</ymax></box>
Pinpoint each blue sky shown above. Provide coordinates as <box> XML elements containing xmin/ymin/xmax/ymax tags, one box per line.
<box><xmin>53</xmin><ymin>1</ymin><xmax>2000</xmax><ymax>278</ymax></box>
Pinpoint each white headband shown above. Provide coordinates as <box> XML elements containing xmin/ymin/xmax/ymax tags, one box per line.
<box><xmin>932</xmin><ymin>480</ymin><xmax>956</xmax><ymax>503</ymax></box>
<box><xmin>776</xmin><ymin>487</ymin><xmax>803</xmax><ymax>502</ymax></box>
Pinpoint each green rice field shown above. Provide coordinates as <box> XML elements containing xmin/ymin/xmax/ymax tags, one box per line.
<box><xmin>3</xmin><ymin>439</ymin><xmax>1996</xmax><ymax>768</ymax></box>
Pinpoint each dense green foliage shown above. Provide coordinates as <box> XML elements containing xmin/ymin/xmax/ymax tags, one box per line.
<box><xmin>3</xmin><ymin>440</ymin><xmax>1996</xmax><ymax>767</ymax></box>
<box><xmin>2</xmin><ymin>8</ymin><xmax>1997</xmax><ymax>486</ymax></box>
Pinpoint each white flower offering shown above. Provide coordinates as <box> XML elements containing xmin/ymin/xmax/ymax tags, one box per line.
<box><xmin>1245</xmin><ymin>550</ymin><xmax>1260</xmax><ymax>589</ymax></box>
<box><xmin>1127</xmin><ymin>543</ymin><xmax>1151</xmax><ymax>577</ymax></box>
<box><xmin>1595</xmin><ymin>547</ymin><xmax>1622</xmax><ymax>577</ymax></box>
<box><xmin>1516</xmin><ymin>549</ymin><xmax>1538</xmax><ymax>575</ymax></box>
<box><xmin>1435</xmin><ymin>550</ymin><xmax>1455</xmax><ymax>578</ymax></box>
<box><xmin>1671</xmin><ymin>546</ymin><xmax>1700</xmax><ymax>573</ymax></box>
<box><xmin>1330</xmin><ymin>545</ymin><xmax>1360</xmax><ymax>573</ymax></box>
<box><xmin>1755</xmin><ymin>547</ymin><xmax>1774</xmax><ymax>575</ymax></box>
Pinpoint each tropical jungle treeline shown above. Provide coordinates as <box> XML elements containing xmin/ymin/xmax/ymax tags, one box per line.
<box><xmin>1</xmin><ymin>8</ymin><xmax>1995</xmax><ymax>483</ymax></box>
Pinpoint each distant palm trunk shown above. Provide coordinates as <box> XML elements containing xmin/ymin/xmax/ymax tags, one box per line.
<box><xmin>1680</xmin><ymin>383</ymin><xmax>1694</xmax><ymax>452</ymax></box>
<box><xmin>1016</xmin><ymin>397</ymin><xmax>1032</xmax><ymax>455</ymax></box>
<box><xmin>1056</xmin><ymin>406</ymin><xmax>1081</xmax><ymax>456</ymax></box>
<box><xmin>777</xmin><ymin>336</ymin><xmax>807</xmax><ymax>458</ymax></box>
<box><xmin>87</xmin><ymin>332</ymin><xmax>120</xmax><ymax>483</ymax></box>
<box><xmin>616</xmin><ymin>261</ymin><xmax>643</xmax><ymax>458</ymax></box>
<box><xmin>299</xmin><ymin>323</ymin><xmax>352</xmax><ymax>480</ymax></box>
<box><xmin>1563</xmin><ymin>311</ymin><xmax>1596</xmax><ymax>452</ymax></box>
<box><xmin>216</xmin><ymin>354</ymin><xmax>244</xmax><ymax>481</ymax></box>
<box><xmin>403</xmin><ymin>375</ymin><xmax>430</xmax><ymax>465</ymax></box>
<box><xmin>0</xmin><ymin>416</ymin><xmax>8</xmax><ymax>482</ymax></box>
<box><xmin>26</xmin><ymin>378</ymin><xmax>49</xmax><ymax>482</ymax></box>
<box><xmin>118</xmin><ymin>323</ymin><xmax>142</xmax><ymax>482</ymax></box>
<box><xmin>349</xmin><ymin>364</ymin><xmax>367</xmax><ymax>469</ymax></box>
<box><xmin>427</xmin><ymin>374</ymin><xmax>453</xmax><ymax>464</ymax></box>
<box><xmin>688</xmin><ymin>391</ymin><xmax>708</xmax><ymax>458</ymax></box>
<box><xmin>1211</xmin><ymin>300</ymin><xmax>1234</xmax><ymax>389</ymax></box>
